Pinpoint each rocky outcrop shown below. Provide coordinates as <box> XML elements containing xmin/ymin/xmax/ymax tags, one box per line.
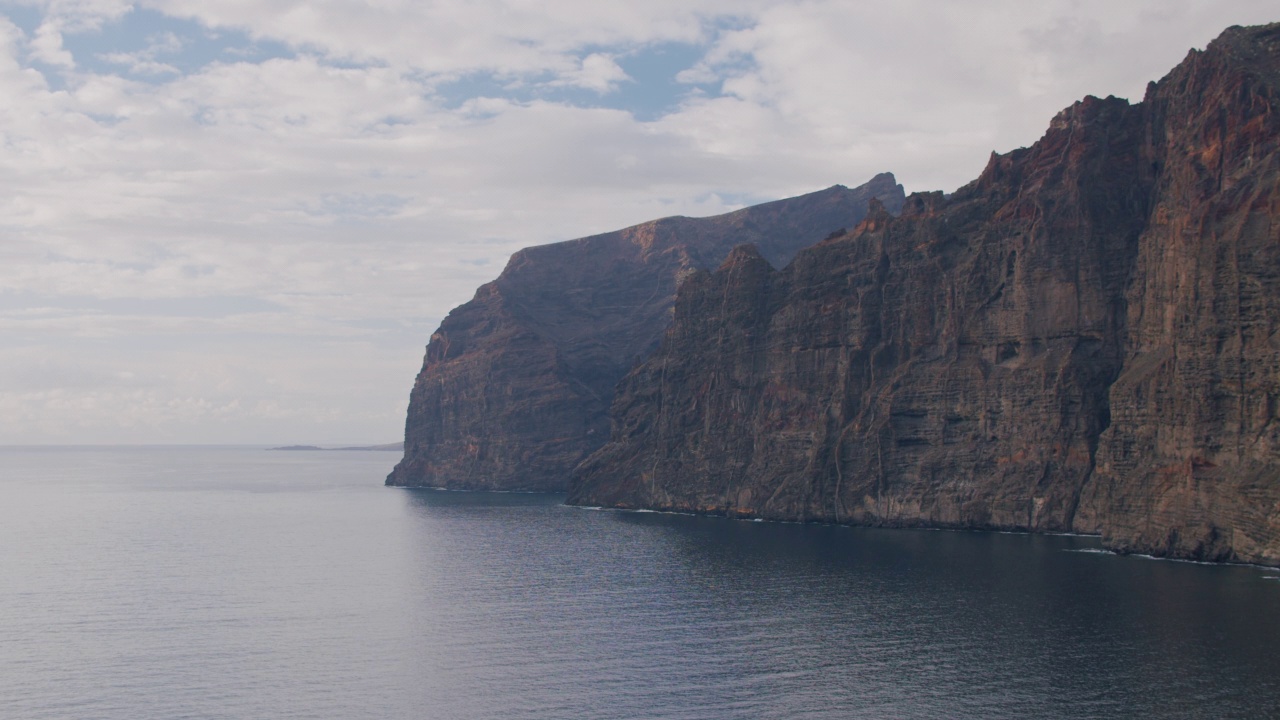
<box><xmin>569</xmin><ymin>24</ymin><xmax>1280</xmax><ymax>566</ymax></box>
<box><xmin>387</xmin><ymin>175</ymin><xmax>906</xmax><ymax>490</ymax></box>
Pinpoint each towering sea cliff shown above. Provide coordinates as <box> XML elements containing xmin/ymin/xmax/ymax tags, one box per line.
<box><xmin>388</xmin><ymin>175</ymin><xmax>906</xmax><ymax>490</ymax></box>
<box><xmin>569</xmin><ymin>24</ymin><xmax>1280</xmax><ymax>566</ymax></box>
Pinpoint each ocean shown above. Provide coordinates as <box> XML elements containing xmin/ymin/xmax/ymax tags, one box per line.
<box><xmin>1</xmin><ymin>446</ymin><xmax>1277</xmax><ymax>719</ymax></box>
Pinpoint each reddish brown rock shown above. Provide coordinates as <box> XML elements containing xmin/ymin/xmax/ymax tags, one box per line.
<box><xmin>569</xmin><ymin>24</ymin><xmax>1280</xmax><ymax>566</ymax></box>
<box><xmin>387</xmin><ymin>175</ymin><xmax>905</xmax><ymax>490</ymax></box>
<box><xmin>1079</xmin><ymin>25</ymin><xmax>1280</xmax><ymax>565</ymax></box>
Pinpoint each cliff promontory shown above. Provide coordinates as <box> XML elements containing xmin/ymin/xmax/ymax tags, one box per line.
<box><xmin>387</xmin><ymin>175</ymin><xmax>906</xmax><ymax>490</ymax></box>
<box><xmin>569</xmin><ymin>24</ymin><xmax>1280</xmax><ymax>566</ymax></box>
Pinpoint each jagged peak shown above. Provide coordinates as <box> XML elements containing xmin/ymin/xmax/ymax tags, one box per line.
<box><xmin>1048</xmin><ymin>95</ymin><xmax>1131</xmax><ymax>132</ymax></box>
<box><xmin>862</xmin><ymin>171</ymin><xmax>899</xmax><ymax>189</ymax></box>
<box><xmin>1209</xmin><ymin>22</ymin><xmax>1280</xmax><ymax>53</ymax></box>
<box><xmin>1143</xmin><ymin>23</ymin><xmax>1280</xmax><ymax>106</ymax></box>
<box><xmin>898</xmin><ymin>191</ymin><xmax>947</xmax><ymax>218</ymax></box>
<box><xmin>717</xmin><ymin>243</ymin><xmax>766</xmax><ymax>271</ymax></box>
<box><xmin>853</xmin><ymin>197</ymin><xmax>894</xmax><ymax>234</ymax></box>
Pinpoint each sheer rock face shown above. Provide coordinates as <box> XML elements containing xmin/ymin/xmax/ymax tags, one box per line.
<box><xmin>569</xmin><ymin>24</ymin><xmax>1280</xmax><ymax>566</ymax></box>
<box><xmin>387</xmin><ymin>175</ymin><xmax>906</xmax><ymax>490</ymax></box>
<box><xmin>1081</xmin><ymin>26</ymin><xmax>1280</xmax><ymax>564</ymax></box>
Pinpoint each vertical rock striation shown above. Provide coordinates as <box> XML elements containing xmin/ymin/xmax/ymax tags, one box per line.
<box><xmin>569</xmin><ymin>24</ymin><xmax>1280</xmax><ymax>566</ymax></box>
<box><xmin>1081</xmin><ymin>26</ymin><xmax>1280</xmax><ymax>563</ymax></box>
<box><xmin>387</xmin><ymin>175</ymin><xmax>906</xmax><ymax>490</ymax></box>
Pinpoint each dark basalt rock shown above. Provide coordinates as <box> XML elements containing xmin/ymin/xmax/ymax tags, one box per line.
<box><xmin>387</xmin><ymin>174</ymin><xmax>906</xmax><ymax>490</ymax></box>
<box><xmin>569</xmin><ymin>24</ymin><xmax>1280</xmax><ymax>566</ymax></box>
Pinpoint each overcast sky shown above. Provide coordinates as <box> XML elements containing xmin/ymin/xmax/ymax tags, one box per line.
<box><xmin>0</xmin><ymin>1</ymin><xmax>1275</xmax><ymax>445</ymax></box>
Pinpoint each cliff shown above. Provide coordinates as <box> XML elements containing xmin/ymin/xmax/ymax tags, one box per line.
<box><xmin>387</xmin><ymin>175</ymin><xmax>906</xmax><ymax>490</ymax></box>
<box><xmin>569</xmin><ymin>24</ymin><xmax>1280</xmax><ymax>566</ymax></box>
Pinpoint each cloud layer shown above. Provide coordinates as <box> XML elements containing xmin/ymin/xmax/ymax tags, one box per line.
<box><xmin>1</xmin><ymin>0</ymin><xmax>1276</xmax><ymax>444</ymax></box>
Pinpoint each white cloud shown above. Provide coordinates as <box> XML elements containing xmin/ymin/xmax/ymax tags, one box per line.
<box><xmin>98</xmin><ymin>29</ymin><xmax>182</xmax><ymax>74</ymax></box>
<box><xmin>30</xmin><ymin>20</ymin><xmax>75</xmax><ymax>67</ymax></box>
<box><xmin>0</xmin><ymin>0</ymin><xmax>1277</xmax><ymax>443</ymax></box>
<box><xmin>551</xmin><ymin>52</ymin><xmax>630</xmax><ymax>93</ymax></box>
<box><xmin>23</xmin><ymin>0</ymin><xmax>132</xmax><ymax>32</ymax></box>
<box><xmin>143</xmin><ymin>0</ymin><xmax>736</xmax><ymax>79</ymax></box>
<box><xmin>662</xmin><ymin>0</ymin><xmax>1280</xmax><ymax>193</ymax></box>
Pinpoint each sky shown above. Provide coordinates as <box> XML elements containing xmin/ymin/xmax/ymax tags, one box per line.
<box><xmin>0</xmin><ymin>0</ymin><xmax>1276</xmax><ymax>445</ymax></box>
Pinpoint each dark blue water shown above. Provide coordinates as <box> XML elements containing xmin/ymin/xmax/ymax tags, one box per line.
<box><xmin>1</xmin><ymin>447</ymin><xmax>1277</xmax><ymax>719</ymax></box>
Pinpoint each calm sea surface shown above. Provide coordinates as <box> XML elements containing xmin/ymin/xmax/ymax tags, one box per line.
<box><xmin>1</xmin><ymin>446</ymin><xmax>1278</xmax><ymax>719</ymax></box>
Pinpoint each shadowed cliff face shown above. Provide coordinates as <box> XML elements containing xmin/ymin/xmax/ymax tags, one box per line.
<box><xmin>387</xmin><ymin>174</ymin><xmax>906</xmax><ymax>490</ymax></box>
<box><xmin>570</xmin><ymin>24</ymin><xmax>1280</xmax><ymax>566</ymax></box>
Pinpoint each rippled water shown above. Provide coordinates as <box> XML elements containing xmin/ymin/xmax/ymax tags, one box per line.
<box><xmin>1</xmin><ymin>447</ymin><xmax>1278</xmax><ymax>719</ymax></box>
